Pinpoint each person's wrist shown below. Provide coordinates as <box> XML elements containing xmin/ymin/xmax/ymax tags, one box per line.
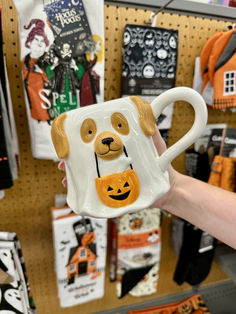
<box><xmin>157</xmin><ymin>170</ymin><xmax>184</xmax><ymax>213</ymax></box>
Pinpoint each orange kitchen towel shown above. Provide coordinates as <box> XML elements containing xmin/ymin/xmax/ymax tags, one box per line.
<box><xmin>128</xmin><ymin>294</ymin><xmax>210</xmax><ymax>314</ymax></box>
<box><xmin>208</xmin><ymin>155</ymin><xmax>236</xmax><ymax>191</ymax></box>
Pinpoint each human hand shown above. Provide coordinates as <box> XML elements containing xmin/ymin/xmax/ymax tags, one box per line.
<box><xmin>151</xmin><ymin>126</ymin><xmax>179</xmax><ymax>210</ymax></box>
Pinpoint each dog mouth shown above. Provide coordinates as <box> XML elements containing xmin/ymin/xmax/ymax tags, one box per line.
<box><xmin>109</xmin><ymin>190</ymin><xmax>131</xmax><ymax>200</ymax></box>
<box><xmin>98</xmin><ymin>148</ymin><xmax>122</xmax><ymax>156</ymax></box>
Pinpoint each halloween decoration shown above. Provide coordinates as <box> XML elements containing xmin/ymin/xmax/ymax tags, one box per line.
<box><xmin>95</xmin><ymin>169</ymin><xmax>140</xmax><ymax>208</ymax></box>
<box><xmin>51</xmin><ymin>87</ymin><xmax>207</xmax><ymax>218</ymax></box>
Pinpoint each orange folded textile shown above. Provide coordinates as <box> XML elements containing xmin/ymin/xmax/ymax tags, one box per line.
<box><xmin>128</xmin><ymin>294</ymin><xmax>210</xmax><ymax>314</ymax></box>
<box><xmin>208</xmin><ymin>155</ymin><xmax>236</xmax><ymax>192</ymax></box>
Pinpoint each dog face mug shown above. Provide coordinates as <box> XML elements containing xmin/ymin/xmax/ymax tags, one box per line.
<box><xmin>51</xmin><ymin>87</ymin><xmax>208</xmax><ymax>218</ymax></box>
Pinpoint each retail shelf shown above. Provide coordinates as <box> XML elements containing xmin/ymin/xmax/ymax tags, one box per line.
<box><xmin>95</xmin><ymin>280</ymin><xmax>236</xmax><ymax>314</ymax></box>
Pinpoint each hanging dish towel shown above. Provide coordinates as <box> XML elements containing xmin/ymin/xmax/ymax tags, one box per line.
<box><xmin>121</xmin><ymin>24</ymin><xmax>178</xmax><ymax>98</ymax></box>
<box><xmin>0</xmin><ymin>232</ymin><xmax>36</xmax><ymax>313</ymax></box>
<box><xmin>115</xmin><ymin>208</ymin><xmax>162</xmax><ymax>298</ymax></box>
<box><xmin>0</xmin><ymin>91</ymin><xmax>13</xmax><ymax>190</ymax></box>
<box><xmin>51</xmin><ymin>207</ymin><xmax>107</xmax><ymax>307</ymax></box>
<box><xmin>0</xmin><ymin>13</ymin><xmax>20</xmax><ymax>178</ymax></box>
<box><xmin>173</xmin><ymin>220</ymin><xmax>216</xmax><ymax>286</ymax></box>
<box><xmin>121</xmin><ymin>24</ymin><xmax>178</xmax><ymax>132</ymax></box>
<box><xmin>13</xmin><ymin>0</ymin><xmax>104</xmax><ymax>159</ymax></box>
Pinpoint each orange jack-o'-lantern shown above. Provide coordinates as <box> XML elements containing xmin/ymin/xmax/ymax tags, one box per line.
<box><xmin>95</xmin><ymin>169</ymin><xmax>139</xmax><ymax>208</ymax></box>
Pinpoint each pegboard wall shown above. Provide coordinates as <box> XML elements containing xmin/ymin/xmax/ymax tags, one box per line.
<box><xmin>0</xmin><ymin>1</ymin><xmax>234</xmax><ymax>313</ymax></box>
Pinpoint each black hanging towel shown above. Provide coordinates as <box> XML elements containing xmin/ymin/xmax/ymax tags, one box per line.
<box><xmin>0</xmin><ymin>95</ymin><xmax>13</xmax><ymax>189</ymax></box>
<box><xmin>121</xmin><ymin>24</ymin><xmax>178</xmax><ymax>97</ymax></box>
<box><xmin>173</xmin><ymin>220</ymin><xmax>216</xmax><ymax>286</ymax></box>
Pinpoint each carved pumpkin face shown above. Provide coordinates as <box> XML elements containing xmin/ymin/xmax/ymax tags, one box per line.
<box><xmin>95</xmin><ymin>169</ymin><xmax>139</xmax><ymax>208</ymax></box>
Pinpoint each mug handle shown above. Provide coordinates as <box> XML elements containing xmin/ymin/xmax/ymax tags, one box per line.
<box><xmin>151</xmin><ymin>87</ymin><xmax>208</xmax><ymax>172</ymax></box>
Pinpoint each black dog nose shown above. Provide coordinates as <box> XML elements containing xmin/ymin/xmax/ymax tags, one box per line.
<box><xmin>102</xmin><ymin>137</ymin><xmax>114</xmax><ymax>146</ymax></box>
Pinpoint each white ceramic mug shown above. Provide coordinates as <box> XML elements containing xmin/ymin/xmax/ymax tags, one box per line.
<box><xmin>51</xmin><ymin>87</ymin><xmax>207</xmax><ymax>218</ymax></box>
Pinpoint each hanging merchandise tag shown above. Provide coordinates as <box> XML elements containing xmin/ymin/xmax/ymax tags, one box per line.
<box><xmin>44</xmin><ymin>0</ymin><xmax>95</xmax><ymax>57</ymax></box>
<box><xmin>198</xmin><ymin>232</ymin><xmax>214</xmax><ymax>253</ymax></box>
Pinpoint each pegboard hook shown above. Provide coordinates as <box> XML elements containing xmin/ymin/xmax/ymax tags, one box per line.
<box><xmin>144</xmin><ymin>0</ymin><xmax>174</xmax><ymax>25</ymax></box>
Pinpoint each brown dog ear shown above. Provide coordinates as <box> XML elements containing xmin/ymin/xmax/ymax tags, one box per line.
<box><xmin>51</xmin><ymin>113</ymin><xmax>69</xmax><ymax>159</ymax></box>
<box><xmin>130</xmin><ymin>96</ymin><xmax>156</xmax><ymax>136</ymax></box>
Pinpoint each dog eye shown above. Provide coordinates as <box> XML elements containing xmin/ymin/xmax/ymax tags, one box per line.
<box><xmin>80</xmin><ymin>118</ymin><xmax>97</xmax><ymax>143</ymax></box>
<box><xmin>111</xmin><ymin>113</ymin><xmax>129</xmax><ymax>135</ymax></box>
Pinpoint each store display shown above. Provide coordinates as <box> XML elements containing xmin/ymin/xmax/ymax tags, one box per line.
<box><xmin>115</xmin><ymin>208</ymin><xmax>161</xmax><ymax>298</ymax></box>
<box><xmin>51</xmin><ymin>87</ymin><xmax>207</xmax><ymax>218</ymax></box>
<box><xmin>13</xmin><ymin>0</ymin><xmax>104</xmax><ymax>159</ymax></box>
<box><xmin>0</xmin><ymin>232</ymin><xmax>36</xmax><ymax>313</ymax></box>
<box><xmin>128</xmin><ymin>294</ymin><xmax>210</xmax><ymax>314</ymax></box>
<box><xmin>1</xmin><ymin>2</ymin><xmax>235</xmax><ymax>313</ymax></box>
<box><xmin>51</xmin><ymin>207</ymin><xmax>107</xmax><ymax>307</ymax></box>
